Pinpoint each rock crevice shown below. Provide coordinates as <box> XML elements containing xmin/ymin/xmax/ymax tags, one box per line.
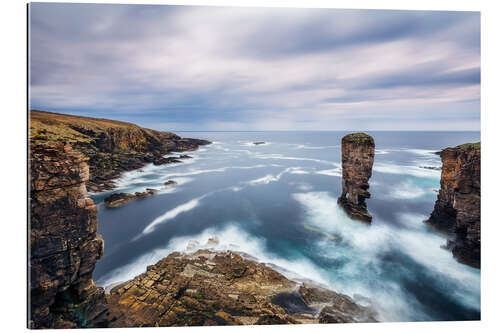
<box><xmin>337</xmin><ymin>133</ymin><xmax>375</xmax><ymax>223</ymax></box>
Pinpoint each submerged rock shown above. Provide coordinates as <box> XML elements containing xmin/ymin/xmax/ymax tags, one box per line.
<box><xmin>253</xmin><ymin>142</ymin><xmax>265</xmax><ymax>145</ymax></box>
<box><xmin>427</xmin><ymin>142</ymin><xmax>481</xmax><ymax>268</ymax></box>
<box><xmin>164</xmin><ymin>180</ymin><xmax>178</xmax><ymax>186</ymax></box>
<box><xmin>105</xmin><ymin>250</ymin><xmax>377</xmax><ymax>327</ymax></box>
<box><xmin>337</xmin><ymin>133</ymin><xmax>375</xmax><ymax>223</ymax></box>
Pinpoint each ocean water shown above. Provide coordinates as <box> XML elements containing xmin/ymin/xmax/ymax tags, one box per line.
<box><xmin>91</xmin><ymin>131</ymin><xmax>480</xmax><ymax>322</ymax></box>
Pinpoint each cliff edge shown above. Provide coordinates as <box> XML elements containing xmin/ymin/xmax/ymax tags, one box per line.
<box><xmin>337</xmin><ymin>133</ymin><xmax>375</xmax><ymax>223</ymax></box>
<box><xmin>427</xmin><ymin>143</ymin><xmax>481</xmax><ymax>268</ymax></box>
<box><xmin>29</xmin><ymin>141</ymin><xmax>109</xmax><ymax>328</ymax></box>
<box><xmin>30</xmin><ymin>110</ymin><xmax>211</xmax><ymax>191</ymax></box>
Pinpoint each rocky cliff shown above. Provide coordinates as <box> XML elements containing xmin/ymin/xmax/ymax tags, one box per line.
<box><xmin>30</xmin><ymin>110</ymin><xmax>211</xmax><ymax>191</ymax></box>
<box><xmin>28</xmin><ymin>115</ymin><xmax>377</xmax><ymax>328</ymax></box>
<box><xmin>337</xmin><ymin>133</ymin><xmax>375</xmax><ymax>223</ymax></box>
<box><xmin>105</xmin><ymin>249</ymin><xmax>377</xmax><ymax>327</ymax></box>
<box><xmin>427</xmin><ymin>143</ymin><xmax>481</xmax><ymax>268</ymax></box>
<box><xmin>29</xmin><ymin>141</ymin><xmax>109</xmax><ymax>328</ymax></box>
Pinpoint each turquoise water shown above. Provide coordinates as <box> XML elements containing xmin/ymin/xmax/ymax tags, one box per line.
<box><xmin>92</xmin><ymin>131</ymin><xmax>480</xmax><ymax>322</ymax></box>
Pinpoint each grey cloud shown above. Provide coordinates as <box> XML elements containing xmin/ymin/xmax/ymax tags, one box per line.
<box><xmin>29</xmin><ymin>3</ymin><xmax>480</xmax><ymax>131</ymax></box>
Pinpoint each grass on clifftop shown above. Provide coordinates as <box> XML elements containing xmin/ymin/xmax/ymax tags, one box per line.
<box><xmin>342</xmin><ymin>132</ymin><xmax>374</xmax><ymax>145</ymax></box>
<box><xmin>29</xmin><ymin>110</ymin><xmax>174</xmax><ymax>144</ymax></box>
<box><xmin>456</xmin><ymin>142</ymin><xmax>480</xmax><ymax>150</ymax></box>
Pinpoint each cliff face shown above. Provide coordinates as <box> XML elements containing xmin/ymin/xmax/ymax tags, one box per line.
<box><xmin>427</xmin><ymin>143</ymin><xmax>481</xmax><ymax>268</ymax></box>
<box><xmin>30</xmin><ymin>110</ymin><xmax>211</xmax><ymax>191</ymax></box>
<box><xmin>337</xmin><ymin>133</ymin><xmax>375</xmax><ymax>223</ymax></box>
<box><xmin>29</xmin><ymin>141</ymin><xmax>109</xmax><ymax>328</ymax></box>
<box><xmin>105</xmin><ymin>249</ymin><xmax>377</xmax><ymax>327</ymax></box>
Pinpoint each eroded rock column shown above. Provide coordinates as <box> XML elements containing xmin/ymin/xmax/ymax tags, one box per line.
<box><xmin>29</xmin><ymin>141</ymin><xmax>108</xmax><ymax>328</ymax></box>
<box><xmin>337</xmin><ymin>133</ymin><xmax>375</xmax><ymax>223</ymax></box>
<box><xmin>427</xmin><ymin>143</ymin><xmax>480</xmax><ymax>268</ymax></box>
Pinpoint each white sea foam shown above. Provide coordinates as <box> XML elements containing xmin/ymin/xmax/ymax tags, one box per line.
<box><xmin>373</xmin><ymin>163</ymin><xmax>441</xmax><ymax>179</ymax></box>
<box><xmin>292</xmin><ymin>191</ymin><xmax>480</xmax><ymax>321</ymax></box>
<box><xmin>98</xmin><ymin>224</ymin><xmax>328</xmax><ymax>290</ymax></box>
<box><xmin>405</xmin><ymin>148</ymin><xmax>439</xmax><ymax>156</ymax></box>
<box><xmin>289</xmin><ymin>182</ymin><xmax>314</xmax><ymax>191</ymax></box>
<box><xmin>316</xmin><ymin>168</ymin><xmax>342</xmax><ymax>177</ymax></box>
<box><xmin>157</xmin><ymin>164</ymin><xmax>268</xmax><ymax>181</ymax></box>
<box><xmin>246</xmin><ymin>167</ymin><xmax>311</xmax><ymax>185</ymax></box>
<box><xmin>248</xmin><ymin>174</ymin><xmax>280</xmax><ymax>185</ymax></box>
<box><xmin>391</xmin><ymin>181</ymin><xmax>426</xmax><ymax>199</ymax></box>
<box><xmin>295</xmin><ymin>144</ymin><xmax>339</xmax><ymax>150</ymax></box>
<box><xmin>253</xmin><ymin>152</ymin><xmax>339</xmax><ymax>167</ymax></box>
<box><xmin>142</xmin><ymin>197</ymin><xmax>203</xmax><ymax>235</ymax></box>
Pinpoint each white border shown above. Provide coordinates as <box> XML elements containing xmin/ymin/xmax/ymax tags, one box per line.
<box><xmin>1</xmin><ymin>0</ymin><xmax>499</xmax><ymax>332</ymax></box>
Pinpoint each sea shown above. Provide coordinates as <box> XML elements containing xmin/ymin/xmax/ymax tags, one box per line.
<box><xmin>91</xmin><ymin>131</ymin><xmax>480</xmax><ymax>322</ymax></box>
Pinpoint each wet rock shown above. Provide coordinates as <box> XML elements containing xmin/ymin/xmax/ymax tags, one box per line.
<box><xmin>253</xmin><ymin>142</ymin><xmax>265</xmax><ymax>145</ymax></box>
<box><xmin>164</xmin><ymin>180</ymin><xmax>178</xmax><ymax>186</ymax></box>
<box><xmin>104</xmin><ymin>189</ymin><xmax>158</xmax><ymax>208</ymax></box>
<box><xmin>105</xmin><ymin>250</ymin><xmax>377</xmax><ymax>327</ymax></box>
<box><xmin>179</xmin><ymin>154</ymin><xmax>193</xmax><ymax>159</ymax></box>
<box><xmin>153</xmin><ymin>156</ymin><xmax>182</xmax><ymax>166</ymax></box>
<box><xmin>337</xmin><ymin>133</ymin><xmax>375</xmax><ymax>223</ymax></box>
<box><xmin>427</xmin><ymin>142</ymin><xmax>481</xmax><ymax>268</ymax></box>
<box><xmin>420</xmin><ymin>166</ymin><xmax>442</xmax><ymax>170</ymax></box>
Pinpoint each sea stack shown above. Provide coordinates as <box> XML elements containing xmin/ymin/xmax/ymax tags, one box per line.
<box><xmin>427</xmin><ymin>143</ymin><xmax>481</xmax><ymax>268</ymax></box>
<box><xmin>337</xmin><ymin>133</ymin><xmax>375</xmax><ymax>223</ymax></box>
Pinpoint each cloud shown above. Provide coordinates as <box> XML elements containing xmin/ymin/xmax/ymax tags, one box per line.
<box><xmin>29</xmin><ymin>4</ymin><xmax>480</xmax><ymax>130</ymax></box>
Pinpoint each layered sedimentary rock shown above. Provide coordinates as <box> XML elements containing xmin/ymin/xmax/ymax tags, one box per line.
<box><xmin>30</xmin><ymin>110</ymin><xmax>211</xmax><ymax>191</ymax></box>
<box><xmin>427</xmin><ymin>143</ymin><xmax>481</xmax><ymax>268</ymax></box>
<box><xmin>105</xmin><ymin>250</ymin><xmax>377</xmax><ymax>327</ymax></box>
<box><xmin>29</xmin><ymin>141</ymin><xmax>109</xmax><ymax>328</ymax></box>
<box><xmin>337</xmin><ymin>133</ymin><xmax>375</xmax><ymax>223</ymax></box>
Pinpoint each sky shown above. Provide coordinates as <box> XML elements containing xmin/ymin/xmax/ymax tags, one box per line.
<box><xmin>29</xmin><ymin>3</ymin><xmax>480</xmax><ymax>131</ymax></box>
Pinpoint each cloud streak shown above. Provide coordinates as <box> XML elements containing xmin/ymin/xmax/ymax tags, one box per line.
<box><xmin>29</xmin><ymin>4</ymin><xmax>480</xmax><ymax>130</ymax></box>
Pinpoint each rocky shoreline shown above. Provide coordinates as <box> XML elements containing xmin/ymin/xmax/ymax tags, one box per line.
<box><xmin>103</xmin><ymin>249</ymin><xmax>377</xmax><ymax>327</ymax></box>
<box><xmin>30</xmin><ymin>110</ymin><xmax>211</xmax><ymax>192</ymax></box>
<box><xmin>29</xmin><ymin>113</ymin><xmax>377</xmax><ymax>328</ymax></box>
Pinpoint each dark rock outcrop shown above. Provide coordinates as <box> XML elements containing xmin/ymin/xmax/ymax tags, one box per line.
<box><xmin>30</xmin><ymin>110</ymin><xmax>211</xmax><ymax>192</ymax></box>
<box><xmin>105</xmin><ymin>250</ymin><xmax>376</xmax><ymax>327</ymax></box>
<box><xmin>103</xmin><ymin>189</ymin><xmax>158</xmax><ymax>208</ymax></box>
<box><xmin>153</xmin><ymin>156</ymin><xmax>182</xmax><ymax>166</ymax></box>
<box><xmin>29</xmin><ymin>141</ymin><xmax>109</xmax><ymax>328</ymax></box>
<box><xmin>427</xmin><ymin>143</ymin><xmax>481</xmax><ymax>268</ymax></box>
<box><xmin>253</xmin><ymin>142</ymin><xmax>265</xmax><ymax>145</ymax></box>
<box><xmin>337</xmin><ymin>133</ymin><xmax>375</xmax><ymax>223</ymax></box>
